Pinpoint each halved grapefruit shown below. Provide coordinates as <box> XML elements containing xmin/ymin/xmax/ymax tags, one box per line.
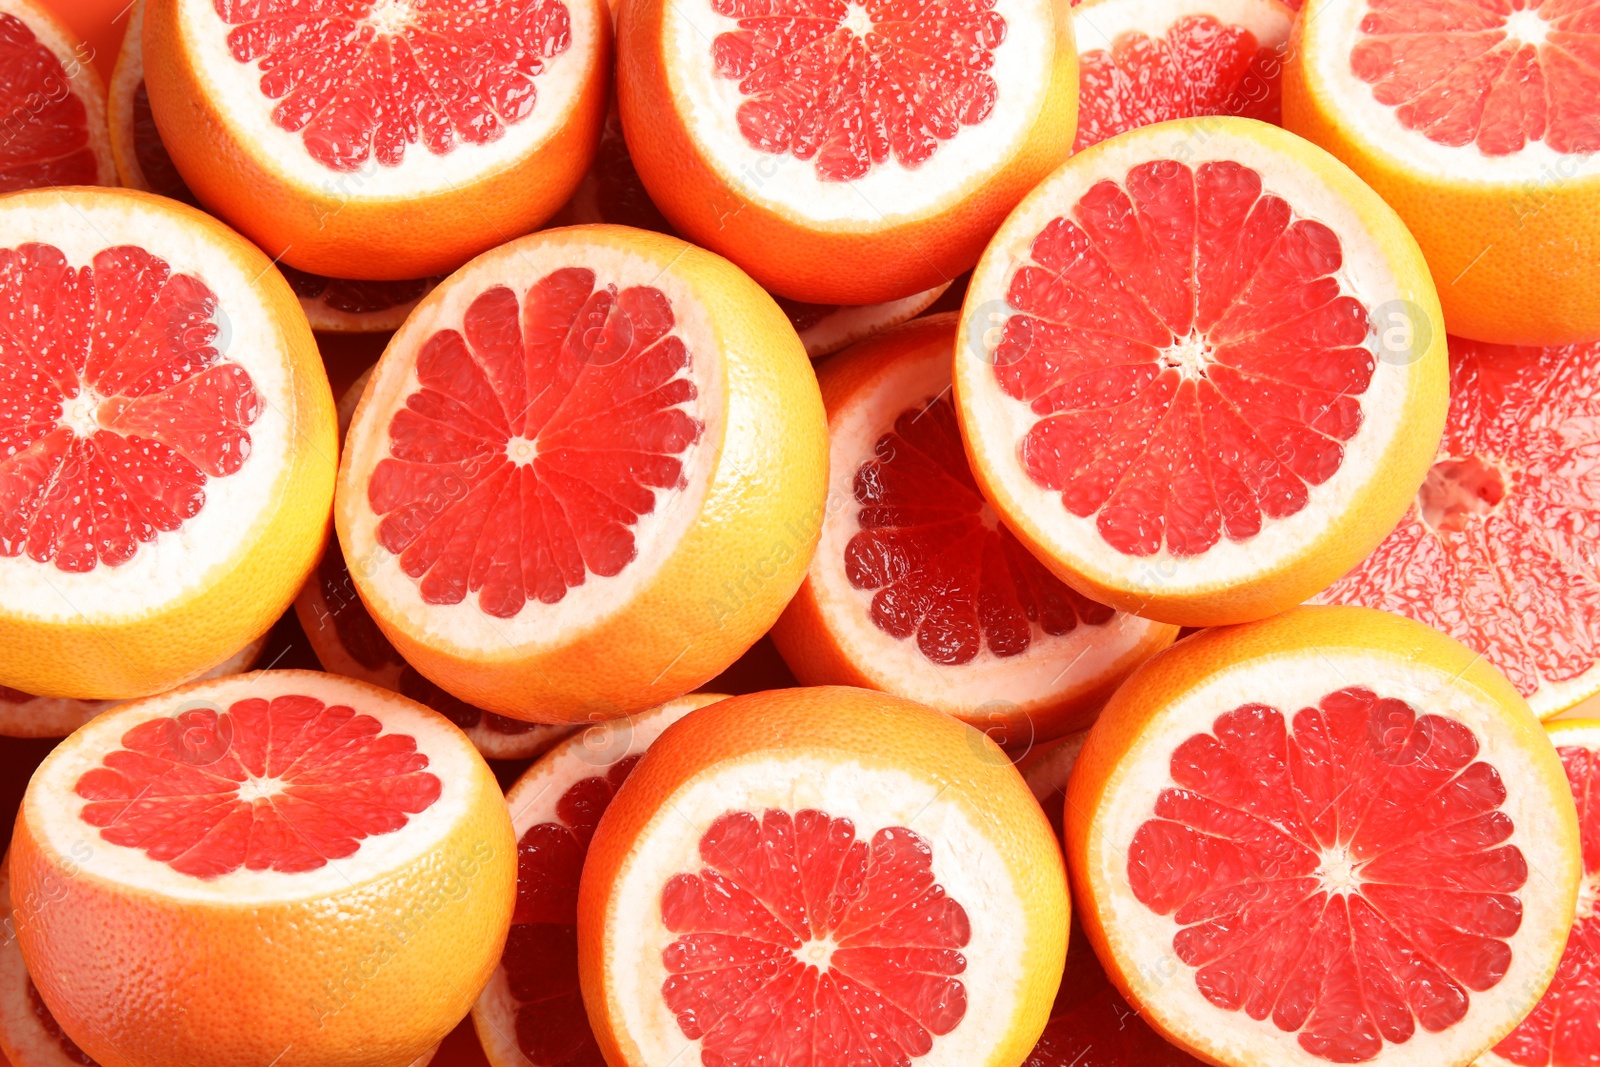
<box><xmin>1318</xmin><ymin>337</ymin><xmax>1600</xmax><ymax>720</ymax></box>
<box><xmin>1073</xmin><ymin>0</ymin><xmax>1293</xmax><ymax>151</ymax></box>
<box><xmin>8</xmin><ymin>669</ymin><xmax>514</xmax><ymax>1067</ymax></box>
<box><xmin>1285</xmin><ymin>0</ymin><xmax>1600</xmax><ymax>345</ymax></box>
<box><xmin>771</xmin><ymin>315</ymin><xmax>1178</xmax><ymax>744</ymax></box>
<box><xmin>141</xmin><ymin>0</ymin><xmax>611</xmax><ymax>280</ymax></box>
<box><xmin>0</xmin><ymin>0</ymin><xmax>115</xmax><ymax>192</ymax></box>
<box><xmin>954</xmin><ymin>117</ymin><xmax>1449</xmax><ymax>626</ymax></box>
<box><xmin>336</xmin><ymin>224</ymin><xmax>828</xmax><ymax>722</ymax></box>
<box><xmin>471</xmin><ymin>691</ymin><xmax>726</xmax><ymax>1067</ymax></box>
<box><xmin>0</xmin><ymin>187</ymin><xmax>336</xmax><ymax>700</ymax></box>
<box><xmin>578</xmin><ymin>686</ymin><xmax>1069</xmax><ymax>1067</ymax></box>
<box><xmin>616</xmin><ymin>0</ymin><xmax>1079</xmax><ymax>304</ymax></box>
<box><xmin>1066</xmin><ymin>606</ymin><xmax>1580</xmax><ymax>1067</ymax></box>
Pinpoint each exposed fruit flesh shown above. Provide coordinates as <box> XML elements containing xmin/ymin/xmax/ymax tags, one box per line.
<box><xmin>1075</xmin><ymin>14</ymin><xmax>1284</xmax><ymax>152</ymax></box>
<box><xmin>591</xmin><ymin>114</ymin><xmax>674</xmax><ymax>234</ymax></box>
<box><xmin>280</xmin><ymin>264</ymin><xmax>435</xmax><ymax>317</ymax></box>
<box><xmin>72</xmin><ymin>694</ymin><xmax>442</xmax><ymax>878</ymax></box>
<box><xmin>367</xmin><ymin>267</ymin><xmax>704</xmax><ymax>618</ymax></box>
<box><xmin>710</xmin><ymin>0</ymin><xmax>1006</xmax><ymax>181</ymax></box>
<box><xmin>0</xmin><ymin>243</ymin><xmax>262</xmax><ymax>573</ymax></box>
<box><xmin>0</xmin><ymin>12</ymin><xmax>98</xmax><ymax>192</ymax></box>
<box><xmin>1319</xmin><ymin>340</ymin><xmax>1600</xmax><ymax>707</ymax></box>
<box><xmin>848</xmin><ymin>394</ymin><xmax>1115</xmax><ymax>665</ymax></box>
<box><xmin>996</xmin><ymin>159</ymin><xmax>1374</xmax><ymax>558</ymax></box>
<box><xmin>131</xmin><ymin>79</ymin><xmax>197</xmax><ymax>204</ymax></box>
<box><xmin>1128</xmin><ymin>686</ymin><xmax>1526</xmax><ymax>1063</ymax></box>
<box><xmin>213</xmin><ymin>0</ymin><xmax>574</xmax><ymax>171</ymax></box>
<box><xmin>27</xmin><ymin>976</ymin><xmax>98</xmax><ymax>1066</ymax></box>
<box><xmin>659</xmin><ymin>808</ymin><xmax>971</xmax><ymax>1064</ymax></box>
<box><xmin>1350</xmin><ymin>0</ymin><xmax>1600</xmax><ymax>156</ymax></box>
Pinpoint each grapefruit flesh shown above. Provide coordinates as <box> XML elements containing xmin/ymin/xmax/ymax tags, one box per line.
<box><xmin>23</xmin><ymin>978</ymin><xmax>96</xmax><ymax>1067</ymax></box>
<box><xmin>0</xmin><ymin>243</ymin><xmax>261</xmax><ymax>573</ymax></box>
<box><xmin>0</xmin><ymin>3</ymin><xmax>108</xmax><ymax>191</ymax></box>
<box><xmin>1318</xmin><ymin>338</ymin><xmax>1600</xmax><ymax>718</ymax></box>
<box><xmin>129</xmin><ymin>77</ymin><xmax>195</xmax><ymax>204</ymax></box>
<box><xmin>281</xmin><ymin>266</ymin><xmax>437</xmax><ymax>323</ymax></box>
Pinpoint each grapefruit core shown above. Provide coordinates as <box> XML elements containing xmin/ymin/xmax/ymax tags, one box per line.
<box><xmin>336</xmin><ymin>224</ymin><xmax>828</xmax><ymax>721</ymax></box>
<box><xmin>0</xmin><ymin>0</ymin><xmax>115</xmax><ymax>192</ymax></box>
<box><xmin>142</xmin><ymin>0</ymin><xmax>611</xmax><ymax>280</ymax></box>
<box><xmin>1066</xmin><ymin>606</ymin><xmax>1580</xmax><ymax>1067</ymax></box>
<box><xmin>954</xmin><ymin>117</ymin><xmax>1449</xmax><ymax>627</ymax></box>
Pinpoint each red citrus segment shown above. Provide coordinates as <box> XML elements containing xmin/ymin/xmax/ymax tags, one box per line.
<box><xmin>130</xmin><ymin>77</ymin><xmax>197</xmax><ymax>205</ymax></box>
<box><xmin>997</xmin><ymin>158</ymin><xmax>1374</xmax><ymax>558</ymax></box>
<box><xmin>849</xmin><ymin>394</ymin><xmax>1115</xmax><ymax>665</ymax></box>
<box><xmin>71</xmin><ymin>694</ymin><xmax>443</xmax><ymax>879</ymax></box>
<box><xmin>0</xmin><ymin>242</ymin><xmax>262</xmax><ymax>573</ymax></box>
<box><xmin>1349</xmin><ymin>0</ymin><xmax>1600</xmax><ymax>156</ymax></box>
<box><xmin>1489</xmin><ymin>740</ymin><xmax>1599</xmax><ymax>1067</ymax></box>
<box><xmin>26</xmin><ymin>975</ymin><xmax>99</xmax><ymax>1067</ymax></box>
<box><xmin>591</xmin><ymin>115</ymin><xmax>674</xmax><ymax>235</ymax></box>
<box><xmin>710</xmin><ymin>0</ymin><xmax>1006</xmax><ymax>181</ymax></box>
<box><xmin>0</xmin><ymin>12</ymin><xmax>99</xmax><ymax>192</ymax></box>
<box><xmin>213</xmin><ymin>0</ymin><xmax>574</xmax><ymax>171</ymax></box>
<box><xmin>1128</xmin><ymin>686</ymin><xmax>1526</xmax><ymax>1063</ymax></box>
<box><xmin>1075</xmin><ymin>14</ymin><xmax>1284</xmax><ymax>152</ymax></box>
<box><xmin>367</xmin><ymin>268</ymin><xmax>704</xmax><ymax>619</ymax></box>
<box><xmin>659</xmin><ymin>808</ymin><xmax>971</xmax><ymax>1062</ymax></box>
<box><xmin>280</xmin><ymin>265</ymin><xmax>435</xmax><ymax>317</ymax></box>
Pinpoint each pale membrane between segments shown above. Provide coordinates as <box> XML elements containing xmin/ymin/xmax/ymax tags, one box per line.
<box><xmin>662</xmin><ymin>0</ymin><xmax>1055</xmax><ymax>226</ymax></box>
<box><xmin>815</xmin><ymin>342</ymin><xmax>1166</xmax><ymax>712</ymax></box>
<box><xmin>1304</xmin><ymin>0</ymin><xmax>1600</xmax><ymax>186</ymax></box>
<box><xmin>1072</xmin><ymin>0</ymin><xmax>1291</xmax><ymax>55</ymax></box>
<box><xmin>0</xmin><ymin>198</ymin><xmax>303</xmax><ymax>623</ymax></box>
<box><xmin>1083</xmin><ymin>651</ymin><xmax>1577</xmax><ymax>1067</ymax></box>
<box><xmin>342</xmin><ymin>240</ymin><xmax>725</xmax><ymax>655</ymax></box>
<box><xmin>606</xmin><ymin>755</ymin><xmax>1030</xmax><ymax>1067</ymax></box>
<box><xmin>177</xmin><ymin>0</ymin><xmax>600</xmax><ymax>198</ymax></box>
<box><xmin>957</xmin><ymin>122</ymin><xmax>1418</xmax><ymax>598</ymax></box>
<box><xmin>27</xmin><ymin>673</ymin><xmax>485</xmax><ymax>904</ymax></box>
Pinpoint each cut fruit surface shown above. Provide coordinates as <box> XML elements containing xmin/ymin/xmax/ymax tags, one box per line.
<box><xmin>337</xmin><ymin>225</ymin><xmax>827</xmax><ymax>721</ymax></box>
<box><xmin>617</xmin><ymin>0</ymin><xmax>1078</xmax><ymax>304</ymax></box>
<box><xmin>577</xmin><ymin>687</ymin><xmax>1069</xmax><ymax>1067</ymax></box>
<box><xmin>1066</xmin><ymin>606</ymin><xmax>1580</xmax><ymax>1067</ymax></box>
<box><xmin>1073</xmin><ymin>0</ymin><xmax>1292</xmax><ymax>151</ymax></box>
<box><xmin>471</xmin><ymin>692</ymin><xmax>726</xmax><ymax>1067</ymax></box>
<box><xmin>8</xmin><ymin>670</ymin><xmax>514</xmax><ymax>1067</ymax></box>
<box><xmin>0</xmin><ymin>187</ymin><xmax>335</xmax><ymax>701</ymax></box>
<box><xmin>142</xmin><ymin>0</ymin><xmax>610</xmax><ymax>279</ymax></box>
<box><xmin>955</xmin><ymin>117</ymin><xmax>1448</xmax><ymax>627</ymax></box>
<box><xmin>1285</xmin><ymin>0</ymin><xmax>1600</xmax><ymax>344</ymax></box>
<box><xmin>1317</xmin><ymin>337</ymin><xmax>1600</xmax><ymax>720</ymax></box>
<box><xmin>0</xmin><ymin>0</ymin><xmax>115</xmax><ymax>192</ymax></box>
<box><xmin>772</xmin><ymin>315</ymin><xmax>1177</xmax><ymax>743</ymax></box>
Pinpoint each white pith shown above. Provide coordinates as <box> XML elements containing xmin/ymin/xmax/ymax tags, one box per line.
<box><xmin>1021</xmin><ymin>730</ymin><xmax>1086</xmax><ymax>808</ymax></box>
<box><xmin>1302</xmin><ymin>0</ymin><xmax>1600</xmax><ymax>185</ymax></box>
<box><xmin>176</xmin><ymin>0</ymin><xmax>602</xmax><ymax>197</ymax></box>
<box><xmin>0</xmin><ymin>0</ymin><xmax>117</xmax><ymax>187</ymax></box>
<box><xmin>1081</xmin><ymin>651</ymin><xmax>1579</xmax><ymax>1067</ymax></box>
<box><xmin>603</xmin><ymin>755</ymin><xmax>1031</xmax><ymax>1067</ymax></box>
<box><xmin>25</xmin><ymin>672</ymin><xmax>485</xmax><ymax>904</ymax></box>
<box><xmin>0</xmin><ymin>195</ymin><xmax>305</xmax><ymax>625</ymax></box>
<box><xmin>662</xmin><ymin>0</ymin><xmax>1056</xmax><ymax>226</ymax></box>
<box><xmin>341</xmin><ymin>238</ymin><xmax>726</xmax><ymax>656</ymax></box>
<box><xmin>797</xmin><ymin>282</ymin><xmax>951</xmax><ymax>358</ymax></box>
<box><xmin>1072</xmin><ymin>0</ymin><xmax>1291</xmax><ymax>57</ymax></box>
<box><xmin>813</xmin><ymin>338</ymin><xmax>1171</xmax><ymax>714</ymax></box>
<box><xmin>956</xmin><ymin>121</ymin><xmax>1423</xmax><ymax>602</ymax></box>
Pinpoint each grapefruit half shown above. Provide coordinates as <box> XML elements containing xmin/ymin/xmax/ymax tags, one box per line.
<box><xmin>0</xmin><ymin>0</ymin><xmax>115</xmax><ymax>192</ymax></box>
<box><xmin>771</xmin><ymin>315</ymin><xmax>1178</xmax><ymax>744</ymax></box>
<box><xmin>1066</xmin><ymin>606</ymin><xmax>1580</xmax><ymax>1067</ymax></box>
<box><xmin>954</xmin><ymin>117</ymin><xmax>1449</xmax><ymax>626</ymax></box>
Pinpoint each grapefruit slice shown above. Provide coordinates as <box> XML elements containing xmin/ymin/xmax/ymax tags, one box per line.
<box><xmin>1065</xmin><ymin>606</ymin><xmax>1580</xmax><ymax>1067</ymax></box>
<box><xmin>141</xmin><ymin>0</ymin><xmax>611</xmax><ymax>281</ymax></box>
<box><xmin>1285</xmin><ymin>0</ymin><xmax>1600</xmax><ymax>345</ymax></box>
<box><xmin>0</xmin><ymin>0</ymin><xmax>115</xmax><ymax>192</ymax></box>
<box><xmin>0</xmin><ymin>187</ymin><xmax>336</xmax><ymax>700</ymax></box>
<box><xmin>577</xmin><ymin>686</ymin><xmax>1069</xmax><ymax>1067</ymax></box>
<box><xmin>771</xmin><ymin>315</ymin><xmax>1178</xmax><ymax>744</ymax></box>
<box><xmin>1073</xmin><ymin>0</ymin><xmax>1293</xmax><ymax>151</ymax></box>
<box><xmin>1479</xmin><ymin>718</ymin><xmax>1600</xmax><ymax>1067</ymax></box>
<box><xmin>336</xmin><ymin>224</ymin><xmax>828</xmax><ymax>722</ymax></box>
<box><xmin>616</xmin><ymin>0</ymin><xmax>1079</xmax><ymax>305</ymax></box>
<box><xmin>954</xmin><ymin>117</ymin><xmax>1449</xmax><ymax>627</ymax></box>
<box><xmin>471</xmin><ymin>691</ymin><xmax>727</xmax><ymax>1067</ymax></box>
<box><xmin>1317</xmin><ymin>337</ymin><xmax>1600</xmax><ymax>720</ymax></box>
<box><xmin>8</xmin><ymin>669</ymin><xmax>514</xmax><ymax>1067</ymax></box>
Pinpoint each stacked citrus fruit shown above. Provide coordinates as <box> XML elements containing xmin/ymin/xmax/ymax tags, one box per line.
<box><xmin>1</xmin><ymin>0</ymin><xmax>1599</xmax><ymax>1064</ymax></box>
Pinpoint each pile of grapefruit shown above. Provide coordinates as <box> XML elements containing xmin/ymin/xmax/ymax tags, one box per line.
<box><xmin>2</xmin><ymin>0</ymin><xmax>1599</xmax><ymax>1065</ymax></box>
